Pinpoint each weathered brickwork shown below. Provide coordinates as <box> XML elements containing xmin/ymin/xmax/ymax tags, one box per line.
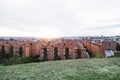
<box><xmin>82</xmin><ymin>39</ymin><xmax>116</xmax><ymax>56</ymax></box>
<box><xmin>0</xmin><ymin>39</ymin><xmax>87</xmax><ymax>60</ymax></box>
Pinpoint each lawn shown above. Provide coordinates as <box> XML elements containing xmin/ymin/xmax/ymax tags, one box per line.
<box><xmin>0</xmin><ymin>58</ymin><xmax>120</xmax><ymax>80</ymax></box>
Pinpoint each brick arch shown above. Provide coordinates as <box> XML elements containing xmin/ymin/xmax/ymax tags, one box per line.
<box><xmin>18</xmin><ymin>46</ymin><xmax>24</xmax><ymax>57</ymax></box>
<box><xmin>42</xmin><ymin>47</ymin><xmax>48</xmax><ymax>61</ymax></box>
<box><xmin>65</xmin><ymin>47</ymin><xmax>70</xmax><ymax>59</ymax></box>
<box><xmin>54</xmin><ymin>47</ymin><xmax>60</xmax><ymax>60</ymax></box>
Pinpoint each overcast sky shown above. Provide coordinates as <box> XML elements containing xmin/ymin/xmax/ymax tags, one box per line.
<box><xmin>0</xmin><ymin>0</ymin><xmax>120</xmax><ymax>38</ymax></box>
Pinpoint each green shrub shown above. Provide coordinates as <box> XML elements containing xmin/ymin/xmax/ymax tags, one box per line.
<box><xmin>94</xmin><ymin>53</ymin><xmax>105</xmax><ymax>58</ymax></box>
<box><xmin>21</xmin><ymin>56</ymin><xmax>32</xmax><ymax>63</ymax></box>
<box><xmin>30</xmin><ymin>55</ymin><xmax>40</xmax><ymax>62</ymax></box>
<box><xmin>2</xmin><ymin>56</ymin><xmax>32</xmax><ymax>66</ymax></box>
<box><xmin>1</xmin><ymin>55</ymin><xmax>41</xmax><ymax>66</ymax></box>
<box><xmin>114</xmin><ymin>51</ymin><xmax>120</xmax><ymax>57</ymax></box>
<box><xmin>2</xmin><ymin>57</ymin><xmax>22</xmax><ymax>65</ymax></box>
<box><xmin>0</xmin><ymin>56</ymin><xmax>2</xmax><ymax>63</ymax></box>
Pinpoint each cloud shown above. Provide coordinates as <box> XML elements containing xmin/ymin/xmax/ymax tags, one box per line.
<box><xmin>91</xmin><ymin>24</ymin><xmax>120</xmax><ymax>30</ymax></box>
<box><xmin>96</xmin><ymin>18</ymin><xmax>120</xmax><ymax>23</ymax></box>
<box><xmin>0</xmin><ymin>0</ymin><xmax>120</xmax><ymax>37</ymax></box>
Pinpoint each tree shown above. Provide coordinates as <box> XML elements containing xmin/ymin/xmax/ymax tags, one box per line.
<box><xmin>0</xmin><ymin>49</ymin><xmax>2</xmax><ymax>63</ymax></box>
<box><xmin>1</xmin><ymin>46</ymin><xmax>5</xmax><ymax>58</ymax></box>
<box><xmin>65</xmin><ymin>48</ymin><xmax>70</xmax><ymax>59</ymax></box>
<box><xmin>19</xmin><ymin>47</ymin><xmax>23</xmax><ymax>57</ymax></box>
<box><xmin>8</xmin><ymin>46</ymin><xmax>14</xmax><ymax>57</ymax></box>
<box><xmin>54</xmin><ymin>47</ymin><xmax>58</xmax><ymax>60</ymax></box>
<box><xmin>43</xmin><ymin>48</ymin><xmax>48</xmax><ymax>61</ymax></box>
<box><xmin>116</xmin><ymin>43</ymin><xmax>120</xmax><ymax>51</ymax></box>
<box><xmin>0</xmin><ymin>49</ymin><xmax>2</xmax><ymax>57</ymax></box>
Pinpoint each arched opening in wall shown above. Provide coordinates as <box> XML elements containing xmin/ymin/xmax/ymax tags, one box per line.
<box><xmin>75</xmin><ymin>49</ymin><xmax>82</xmax><ymax>59</ymax></box>
<box><xmin>65</xmin><ymin>48</ymin><xmax>70</xmax><ymax>59</ymax></box>
<box><xmin>19</xmin><ymin>47</ymin><xmax>24</xmax><ymax>57</ymax></box>
<box><xmin>54</xmin><ymin>47</ymin><xmax>60</xmax><ymax>60</ymax></box>
<box><xmin>43</xmin><ymin>48</ymin><xmax>48</xmax><ymax>61</ymax></box>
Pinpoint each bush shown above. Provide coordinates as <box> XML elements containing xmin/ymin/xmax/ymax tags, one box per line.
<box><xmin>0</xmin><ymin>56</ymin><xmax>3</xmax><ymax>64</ymax></box>
<box><xmin>94</xmin><ymin>53</ymin><xmax>105</xmax><ymax>58</ymax></box>
<box><xmin>2</xmin><ymin>56</ymin><xmax>32</xmax><ymax>66</ymax></box>
<box><xmin>114</xmin><ymin>51</ymin><xmax>120</xmax><ymax>57</ymax></box>
<box><xmin>2</xmin><ymin>57</ymin><xmax>22</xmax><ymax>65</ymax></box>
<box><xmin>1</xmin><ymin>55</ymin><xmax>41</xmax><ymax>66</ymax></box>
<box><xmin>30</xmin><ymin>55</ymin><xmax>40</xmax><ymax>62</ymax></box>
<box><xmin>116</xmin><ymin>43</ymin><xmax>120</xmax><ymax>51</ymax></box>
<box><xmin>21</xmin><ymin>56</ymin><xmax>32</xmax><ymax>63</ymax></box>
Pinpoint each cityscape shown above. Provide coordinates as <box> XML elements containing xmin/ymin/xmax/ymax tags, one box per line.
<box><xmin>0</xmin><ymin>35</ymin><xmax>120</xmax><ymax>61</ymax></box>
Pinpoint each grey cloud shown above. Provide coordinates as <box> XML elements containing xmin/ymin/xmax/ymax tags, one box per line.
<box><xmin>0</xmin><ymin>0</ymin><xmax>120</xmax><ymax>36</ymax></box>
<box><xmin>0</xmin><ymin>0</ymin><xmax>82</xmax><ymax>26</ymax></box>
<box><xmin>91</xmin><ymin>24</ymin><xmax>120</xmax><ymax>30</ymax></box>
<box><xmin>0</xmin><ymin>0</ymin><xmax>82</xmax><ymax>34</ymax></box>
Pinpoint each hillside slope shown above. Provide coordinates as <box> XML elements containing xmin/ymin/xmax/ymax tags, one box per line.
<box><xmin>0</xmin><ymin>58</ymin><xmax>120</xmax><ymax>80</ymax></box>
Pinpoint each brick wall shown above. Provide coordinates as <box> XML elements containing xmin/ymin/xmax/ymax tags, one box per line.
<box><xmin>0</xmin><ymin>39</ymin><xmax>88</xmax><ymax>60</ymax></box>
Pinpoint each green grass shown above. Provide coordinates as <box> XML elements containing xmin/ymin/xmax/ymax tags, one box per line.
<box><xmin>0</xmin><ymin>58</ymin><xmax>120</xmax><ymax>80</ymax></box>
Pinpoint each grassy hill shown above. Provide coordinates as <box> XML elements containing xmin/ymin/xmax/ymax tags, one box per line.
<box><xmin>0</xmin><ymin>58</ymin><xmax>120</xmax><ymax>80</ymax></box>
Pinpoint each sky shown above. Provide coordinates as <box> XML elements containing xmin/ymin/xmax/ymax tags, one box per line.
<box><xmin>0</xmin><ymin>0</ymin><xmax>120</xmax><ymax>38</ymax></box>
